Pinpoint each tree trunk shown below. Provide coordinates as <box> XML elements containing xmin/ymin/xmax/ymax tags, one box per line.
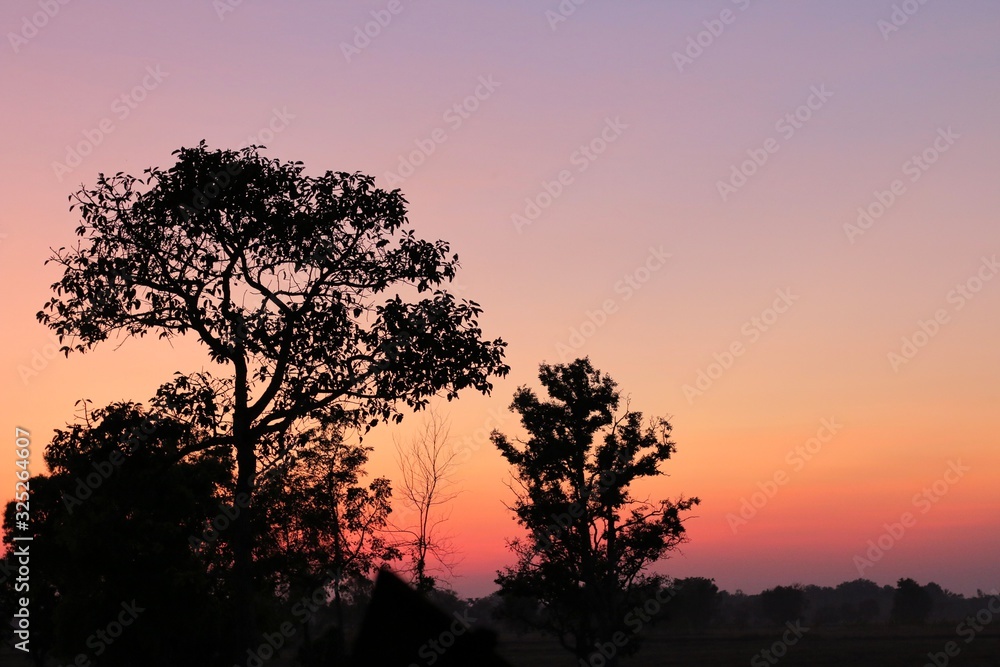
<box><xmin>232</xmin><ymin>424</ymin><xmax>257</xmax><ymax>661</ymax></box>
<box><xmin>231</xmin><ymin>328</ymin><xmax>257</xmax><ymax>662</ymax></box>
<box><xmin>333</xmin><ymin>504</ymin><xmax>346</xmax><ymax>653</ymax></box>
<box><xmin>334</xmin><ymin>573</ymin><xmax>345</xmax><ymax>654</ymax></box>
<box><xmin>416</xmin><ymin>550</ymin><xmax>427</xmax><ymax>592</ymax></box>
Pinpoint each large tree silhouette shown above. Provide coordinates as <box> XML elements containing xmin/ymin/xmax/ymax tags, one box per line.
<box><xmin>37</xmin><ymin>142</ymin><xmax>508</xmax><ymax>655</ymax></box>
<box><xmin>491</xmin><ymin>358</ymin><xmax>699</xmax><ymax>665</ymax></box>
<box><xmin>2</xmin><ymin>401</ymin><xmax>233</xmax><ymax>666</ymax></box>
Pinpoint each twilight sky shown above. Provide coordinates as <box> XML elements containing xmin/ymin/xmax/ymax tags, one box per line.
<box><xmin>2</xmin><ymin>0</ymin><xmax>999</xmax><ymax>598</ymax></box>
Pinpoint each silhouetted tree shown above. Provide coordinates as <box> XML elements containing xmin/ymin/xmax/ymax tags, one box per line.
<box><xmin>922</xmin><ymin>581</ymin><xmax>966</xmax><ymax>621</ymax></box>
<box><xmin>258</xmin><ymin>421</ymin><xmax>400</xmax><ymax>658</ymax></box>
<box><xmin>2</xmin><ymin>401</ymin><xmax>232</xmax><ymax>666</ymax></box>
<box><xmin>492</xmin><ymin>591</ymin><xmax>550</xmax><ymax>635</ymax></box>
<box><xmin>37</xmin><ymin>142</ymin><xmax>508</xmax><ymax>653</ymax></box>
<box><xmin>759</xmin><ymin>585</ymin><xmax>807</xmax><ymax>625</ymax></box>
<box><xmin>834</xmin><ymin>578</ymin><xmax>882</xmax><ymax>600</ymax></box>
<box><xmin>668</xmin><ymin>577</ymin><xmax>719</xmax><ymax>630</ymax></box>
<box><xmin>393</xmin><ymin>409</ymin><xmax>460</xmax><ymax>592</ymax></box>
<box><xmin>831</xmin><ymin>579</ymin><xmax>885</xmax><ymax>625</ymax></box>
<box><xmin>491</xmin><ymin>358</ymin><xmax>699</xmax><ymax>665</ymax></box>
<box><xmin>890</xmin><ymin>577</ymin><xmax>933</xmax><ymax>624</ymax></box>
<box><xmin>714</xmin><ymin>590</ymin><xmax>754</xmax><ymax>629</ymax></box>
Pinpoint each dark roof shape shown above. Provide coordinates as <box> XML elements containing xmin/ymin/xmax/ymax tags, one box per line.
<box><xmin>351</xmin><ymin>569</ymin><xmax>513</xmax><ymax>667</ymax></box>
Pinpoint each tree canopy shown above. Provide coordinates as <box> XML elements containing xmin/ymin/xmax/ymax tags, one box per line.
<box><xmin>3</xmin><ymin>402</ymin><xmax>232</xmax><ymax>666</ymax></box>
<box><xmin>36</xmin><ymin>141</ymin><xmax>508</xmax><ymax>656</ymax></box>
<box><xmin>891</xmin><ymin>577</ymin><xmax>934</xmax><ymax>625</ymax></box>
<box><xmin>491</xmin><ymin>358</ymin><xmax>699</xmax><ymax>664</ymax></box>
<box><xmin>40</xmin><ymin>141</ymin><xmax>508</xmax><ymax>436</ymax></box>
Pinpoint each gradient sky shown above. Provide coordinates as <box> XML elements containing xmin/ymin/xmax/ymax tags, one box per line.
<box><xmin>2</xmin><ymin>0</ymin><xmax>999</xmax><ymax>599</ymax></box>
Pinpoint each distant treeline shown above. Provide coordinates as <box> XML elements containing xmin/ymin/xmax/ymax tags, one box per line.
<box><xmin>464</xmin><ymin>577</ymin><xmax>1000</xmax><ymax>633</ymax></box>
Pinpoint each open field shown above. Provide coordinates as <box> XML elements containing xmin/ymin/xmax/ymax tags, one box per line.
<box><xmin>3</xmin><ymin>626</ymin><xmax>997</xmax><ymax>666</ymax></box>
<box><xmin>496</xmin><ymin>627</ymin><xmax>1000</xmax><ymax>667</ymax></box>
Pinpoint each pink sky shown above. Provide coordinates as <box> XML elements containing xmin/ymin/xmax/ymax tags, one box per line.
<box><xmin>2</xmin><ymin>0</ymin><xmax>999</xmax><ymax>598</ymax></box>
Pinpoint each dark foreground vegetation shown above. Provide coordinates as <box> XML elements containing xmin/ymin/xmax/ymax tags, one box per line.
<box><xmin>497</xmin><ymin>626</ymin><xmax>1000</xmax><ymax>667</ymax></box>
<box><xmin>2</xmin><ymin>575</ymin><xmax>998</xmax><ymax>666</ymax></box>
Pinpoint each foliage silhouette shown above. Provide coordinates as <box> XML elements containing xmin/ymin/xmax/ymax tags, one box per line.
<box><xmin>891</xmin><ymin>577</ymin><xmax>934</xmax><ymax>625</ymax></box>
<box><xmin>2</xmin><ymin>402</ymin><xmax>232</xmax><ymax>666</ymax></box>
<box><xmin>667</xmin><ymin>577</ymin><xmax>719</xmax><ymax>630</ymax></box>
<box><xmin>491</xmin><ymin>357</ymin><xmax>699</xmax><ymax>665</ymax></box>
<box><xmin>255</xmin><ymin>420</ymin><xmax>400</xmax><ymax>658</ymax></box>
<box><xmin>758</xmin><ymin>584</ymin><xmax>807</xmax><ymax>624</ymax></box>
<box><xmin>37</xmin><ymin>142</ymin><xmax>508</xmax><ymax>654</ymax></box>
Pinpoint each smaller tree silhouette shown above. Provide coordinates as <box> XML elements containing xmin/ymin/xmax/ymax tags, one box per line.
<box><xmin>258</xmin><ymin>421</ymin><xmax>400</xmax><ymax>656</ymax></box>
<box><xmin>492</xmin><ymin>358</ymin><xmax>699</xmax><ymax>665</ymax></box>
<box><xmin>668</xmin><ymin>578</ymin><xmax>719</xmax><ymax>630</ymax></box>
<box><xmin>890</xmin><ymin>577</ymin><xmax>933</xmax><ymax>624</ymax></box>
<box><xmin>392</xmin><ymin>409</ymin><xmax>460</xmax><ymax>592</ymax></box>
<box><xmin>759</xmin><ymin>585</ymin><xmax>806</xmax><ymax>625</ymax></box>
